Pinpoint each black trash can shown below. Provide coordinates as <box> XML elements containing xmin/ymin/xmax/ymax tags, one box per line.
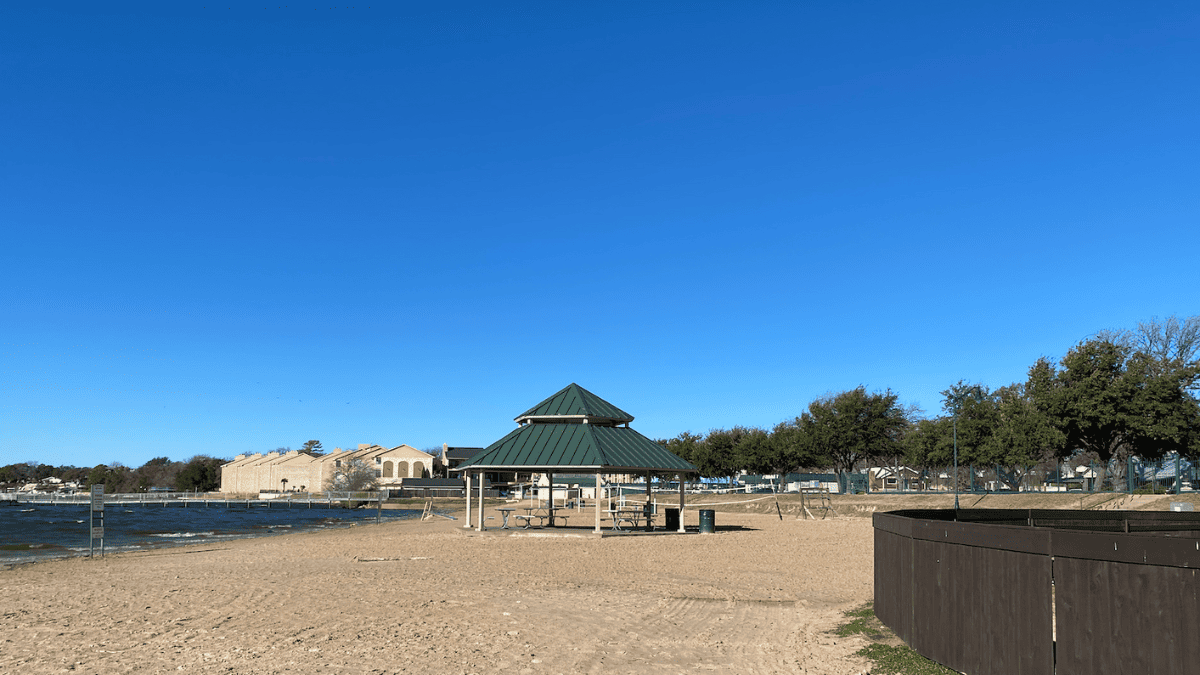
<box><xmin>665</xmin><ymin>507</ymin><xmax>680</xmax><ymax>531</ymax></box>
<box><xmin>698</xmin><ymin>509</ymin><xmax>715</xmax><ymax>534</ymax></box>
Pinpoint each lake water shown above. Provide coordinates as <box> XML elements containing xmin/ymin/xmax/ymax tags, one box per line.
<box><xmin>0</xmin><ymin>501</ymin><xmax>424</xmax><ymax>566</ymax></box>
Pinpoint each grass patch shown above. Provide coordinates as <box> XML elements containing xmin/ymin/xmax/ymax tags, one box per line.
<box><xmin>834</xmin><ymin>605</ymin><xmax>879</xmax><ymax>637</ymax></box>
<box><xmin>833</xmin><ymin>603</ymin><xmax>956</xmax><ymax>675</ymax></box>
<box><xmin>856</xmin><ymin>643</ymin><xmax>958</xmax><ymax>675</ymax></box>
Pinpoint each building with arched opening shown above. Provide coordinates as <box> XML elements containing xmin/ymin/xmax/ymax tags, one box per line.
<box><xmin>220</xmin><ymin>444</ymin><xmax>432</xmax><ymax>494</ymax></box>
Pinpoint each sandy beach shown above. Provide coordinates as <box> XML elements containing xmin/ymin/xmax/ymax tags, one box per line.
<box><xmin>1</xmin><ymin>505</ymin><xmax>876</xmax><ymax>675</ymax></box>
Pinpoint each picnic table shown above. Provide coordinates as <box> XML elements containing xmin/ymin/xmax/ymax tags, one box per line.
<box><xmin>496</xmin><ymin>507</ymin><xmax>517</xmax><ymax>529</ymax></box>
<box><xmin>512</xmin><ymin>506</ymin><xmax>553</xmax><ymax>528</ymax></box>
<box><xmin>605</xmin><ymin>506</ymin><xmax>654</xmax><ymax>532</ymax></box>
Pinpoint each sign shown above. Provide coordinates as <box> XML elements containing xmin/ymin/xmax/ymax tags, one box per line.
<box><xmin>1170</xmin><ymin>502</ymin><xmax>1194</xmax><ymax>512</ymax></box>
<box><xmin>90</xmin><ymin>485</ymin><xmax>105</xmax><ymax>557</ymax></box>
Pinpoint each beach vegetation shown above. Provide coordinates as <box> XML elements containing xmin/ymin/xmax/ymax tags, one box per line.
<box><xmin>834</xmin><ymin>603</ymin><xmax>955</xmax><ymax>675</ymax></box>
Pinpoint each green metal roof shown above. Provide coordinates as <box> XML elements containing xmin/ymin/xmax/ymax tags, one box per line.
<box><xmin>457</xmin><ymin>423</ymin><xmax>697</xmax><ymax>473</ymax></box>
<box><xmin>515</xmin><ymin>383</ymin><xmax>634</xmax><ymax>423</ymax></box>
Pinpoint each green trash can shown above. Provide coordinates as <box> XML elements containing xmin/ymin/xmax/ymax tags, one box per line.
<box><xmin>698</xmin><ymin>509</ymin><xmax>715</xmax><ymax>534</ymax></box>
<box><xmin>665</xmin><ymin>507</ymin><xmax>680</xmax><ymax>531</ymax></box>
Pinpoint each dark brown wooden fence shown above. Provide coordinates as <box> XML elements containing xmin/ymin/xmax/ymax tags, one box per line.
<box><xmin>874</xmin><ymin>509</ymin><xmax>1200</xmax><ymax>675</ymax></box>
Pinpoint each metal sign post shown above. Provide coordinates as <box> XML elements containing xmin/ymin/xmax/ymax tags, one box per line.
<box><xmin>89</xmin><ymin>484</ymin><xmax>105</xmax><ymax>557</ymax></box>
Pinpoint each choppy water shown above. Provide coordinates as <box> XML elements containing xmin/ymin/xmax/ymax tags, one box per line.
<box><xmin>0</xmin><ymin>501</ymin><xmax>422</xmax><ymax>565</ymax></box>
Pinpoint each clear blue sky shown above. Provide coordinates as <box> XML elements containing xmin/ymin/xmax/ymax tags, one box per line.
<box><xmin>3</xmin><ymin>2</ymin><xmax>1198</xmax><ymax>469</ymax></box>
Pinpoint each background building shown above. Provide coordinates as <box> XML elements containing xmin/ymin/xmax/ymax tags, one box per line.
<box><xmin>220</xmin><ymin>444</ymin><xmax>432</xmax><ymax>494</ymax></box>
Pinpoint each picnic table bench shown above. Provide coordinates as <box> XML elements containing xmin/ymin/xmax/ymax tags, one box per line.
<box><xmin>510</xmin><ymin>509</ymin><xmax>570</xmax><ymax>529</ymax></box>
<box><xmin>606</xmin><ymin>506</ymin><xmax>654</xmax><ymax>531</ymax></box>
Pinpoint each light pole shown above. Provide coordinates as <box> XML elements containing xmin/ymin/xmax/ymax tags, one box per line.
<box><xmin>944</xmin><ymin>382</ymin><xmax>985</xmax><ymax>512</ymax></box>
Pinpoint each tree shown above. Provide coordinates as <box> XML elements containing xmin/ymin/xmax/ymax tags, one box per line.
<box><xmin>692</xmin><ymin>428</ymin><xmax>747</xmax><ymax>480</ymax></box>
<box><xmin>797</xmin><ymin>387</ymin><xmax>909</xmax><ymax>474</ymax></box>
<box><xmin>1030</xmin><ymin>339</ymin><xmax>1147</xmax><ymax>490</ymax></box>
<box><xmin>422</xmin><ymin>447</ymin><xmax>447</xmax><ymax>477</ymax></box>
<box><xmin>735</xmin><ymin>427</ymin><xmax>779</xmax><ymax>475</ymax></box>
<box><xmin>1102</xmin><ymin>314</ymin><xmax>1200</xmax><ymax>388</ymax></box>
<box><xmin>86</xmin><ymin>464</ymin><xmax>110</xmax><ymax>490</ymax></box>
<box><xmin>1125</xmin><ymin>351</ymin><xmax>1200</xmax><ymax>460</ymax></box>
<box><xmin>664</xmin><ymin>432</ymin><xmax>705</xmax><ymax>470</ymax></box>
<box><xmin>176</xmin><ymin>456</ymin><xmax>224</xmax><ymax>492</ymax></box>
<box><xmin>325</xmin><ymin>457</ymin><xmax>379</xmax><ymax>492</ymax></box>
<box><xmin>978</xmin><ymin>383</ymin><xmax>1065</xmax><ymax>490</ymax></box>
<box><xmin>770</xmin><ymin>419</ymin><xmax>823</xmax><ymax>472</ymax></box>
<box><xmin>300</xmin><ymin>440</ymin><xmax>324</xmax><ymax>456</ymax></box>
<box><xmin>134</xmin><ymin>456</ymin><xmax>181</xmax><ymax>491</ymax></box>
<box><xmin>903</xmin><ymin>417</ymin><xmax>951</xmax><ymax>467</ymax></box>
<box><xmin>940</xmin><ymin>381</ymin><xmax>996</xmax><ymax>467</ymax></box>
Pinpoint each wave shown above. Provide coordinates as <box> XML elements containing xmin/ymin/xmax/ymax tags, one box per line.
<box><xmin>149</xmin><ymin>531</ymin><xmax>215</xmax><ymax>538</ymax></box>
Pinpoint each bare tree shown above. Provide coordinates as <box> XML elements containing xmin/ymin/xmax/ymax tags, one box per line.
<box><xmin>1099</xmin><ymin>314</ymin><xmax>1200</xmax><ymax>387</ymax></box>
<box><xmin>324</xmin><ymin>457</ymin><xmax>378</xmax><ymax>492</ymax></box>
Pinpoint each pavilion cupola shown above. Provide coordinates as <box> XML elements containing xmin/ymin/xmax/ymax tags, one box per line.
<box><xmin>514</xmin><ymin>383</ymin><xmax>635</xmax><ymax>428</ymax></box>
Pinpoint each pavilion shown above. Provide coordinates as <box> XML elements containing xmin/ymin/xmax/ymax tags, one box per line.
<box><xmin>454</xmin><ymin>383</ymin><xmax>698</xmax><ymax>533</ymax></box>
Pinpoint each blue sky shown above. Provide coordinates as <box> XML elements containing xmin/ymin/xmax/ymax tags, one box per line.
<box><xmin>3</xmin><ymin>2</ymin><xmax>1198</xmax><ymax>469</ymax></box>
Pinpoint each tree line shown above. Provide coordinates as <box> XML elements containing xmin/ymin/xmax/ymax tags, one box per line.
<box><xmin>1</xmin><ymin>440</ymin><xmax>334</xmax><ymax>494</ymax></box>
<box><xmin>0</xmin><ymin>455</ymin><xmax>228</xmax><ymax>493</ymax></box>
<box><xmin>663</xmin><ymin>316</ymin><xmax>1200</xmax><ymax>488</ymax></box>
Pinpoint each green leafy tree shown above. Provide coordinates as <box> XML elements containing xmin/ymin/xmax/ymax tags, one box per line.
<box><xmin>1126</xmin><ymin>351</ymin><xmax>1200</xmax><ymax>460</ymax></box>
<box><xmin>176</xmin><ymin>456</ymin><xmax>224</xmax><ymax>492</ymax></box>
<box><xmin>86</xmin><ymin>464</ymin><xmax>110</xmax><ymax>489</ymax></box>
<box><xmin>797</xmin><ymin>387</ymin><xmax>909</xmax><ymax>474</ymax></box>
<box><xmin>770</xmin><ymin>419</ymin><xmax>824</xmax><ymax>472</ymax></box>
<box><xmin>978</xmin><ymin>383</ymin><xmax>1066</xmax><ymax>490</ymax></box>
<box><xmin>0</xmin><ymin>464</ymin><xmax>22</xmax><ymax>486</ymax></box>
<box><xmin>300</xmin><ymin>440</ymin><xmax>324</xmax><ymax>456</ymax></box>
<box><xmin>1031</xmin><ymin>339</ymin><xmax>1147</xmax><ymax>490</ymax></box>
<box><xmin>693</xmin><ymin>427</ymin><xmax>748</xmax><ymax>480</ymax></box>
<box><xmin>664</xmin><ymin>432</ymin><xmax>705</xmax><ymax>470</ymax></box>
<box><xmin>735</xmin><ymin>427</ymin><xmax>779</xmax><ymax>475</ymax></box>
<box><xmin>134</xmin><ymin>456</ymin><xmax>181</xmax><ymax>491</ymax></box>
<box><xmin>940</xmin><ymin>381</ymin><xmax>996</xmax><ymax>467</ymax></box>
<box><xmin>903</xmin><ymin>417</ymin><xmax>951</xmax><ymax>469</ymax></box>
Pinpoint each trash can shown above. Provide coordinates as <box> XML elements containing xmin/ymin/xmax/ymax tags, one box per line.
<box><xmin>698</xmin><ymin>509</ymin><xmax>715</xmax><ymax>534</ymax></box>
<box><xmin>664</xmin><ymin>507</ymin><xmax>680</xmax><ymax>531</ymax></box>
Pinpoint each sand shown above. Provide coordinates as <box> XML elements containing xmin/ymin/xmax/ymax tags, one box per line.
<box><xmin>0</xmin><ymin>506</ymin><xmax>877</xmax><ymax>675</ymax></box>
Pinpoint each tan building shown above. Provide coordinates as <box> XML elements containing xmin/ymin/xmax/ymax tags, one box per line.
<box><xmin>220</xmin><ymin>444</ymin><xmax>432</xmax><ymax>494</ymax></box>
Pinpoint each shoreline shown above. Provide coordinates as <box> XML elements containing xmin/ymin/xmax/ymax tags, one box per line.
<box><xmin>0</xmin><ymin>503</ymin><xmax>428</xmax><ymax>570</ymax></box>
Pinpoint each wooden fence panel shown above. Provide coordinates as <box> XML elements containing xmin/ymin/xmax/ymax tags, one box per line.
<box><xmin>1055</xmin><ymin>557</ymin><xmax>1200</xmax><ymax>675</ymax></box>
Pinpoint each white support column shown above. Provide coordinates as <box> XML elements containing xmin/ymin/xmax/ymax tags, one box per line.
<box><xmin>646</xmin><ymin>471</ymin><xmax>653</xmax><ymax>530</ymax></box>
<box><xmin>477</xmin><ymin>470</ymin><xmax>485</xmax><ymax>531</ymax></box>
<box><xmin>464</xmin><ymin>472</ymin><xmax>472</xmax><ymax>529</ymax></box>
<box><xmin>595</xmin><ymin>472</ymin><xmax>602</xmax><ymax>533</ymax></box>
<box><xmin>678</xmin><ymin>472</ymin><xmax>686</xmax><ymax>532</ymax></box>
<box><xmin>547</xmin><ymin>471</ymin><xmax>554</xmax><ymax>527</ymax></box>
